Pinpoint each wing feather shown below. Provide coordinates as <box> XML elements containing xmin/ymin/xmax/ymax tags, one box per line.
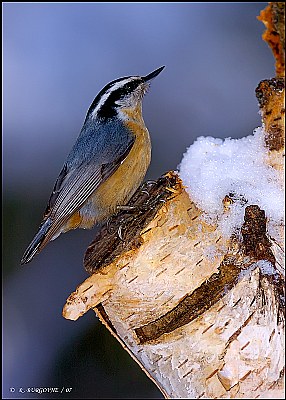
<box><xmin>40</xmin><ymin>133</ymin><xmax>135</xmax><ymax>245</ymax></box>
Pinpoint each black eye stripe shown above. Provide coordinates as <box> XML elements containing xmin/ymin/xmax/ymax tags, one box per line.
<box><xmin>85</xmin><ymin>77</ymin><xmax>128</xmax><ymax>118</ymax></box>
<box><xmin>113</xmin><ymin>80</ymin><xmax>142</xmax><ymax>102</ymax></box>
<box><xmin>97</xmin><ymin>81</ymin><xmax>143</xmax><ymax>120</ymax></box>
<box><xmin>85</xmin><ymin>77</ymin><xmax>143</xmax><ymax>122</ymax></box>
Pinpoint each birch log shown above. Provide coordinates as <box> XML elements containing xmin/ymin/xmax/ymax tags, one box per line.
<box><xmin>63</xmin><ymin>3</ymin><xmax>285</xmax><ymax>398</ymax></box>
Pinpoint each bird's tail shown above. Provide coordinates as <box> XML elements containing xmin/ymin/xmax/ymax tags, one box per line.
<box><xmin>21</xmin><ymin>218</ymin><xmax>53</xmax><ymax>264</ymax></box>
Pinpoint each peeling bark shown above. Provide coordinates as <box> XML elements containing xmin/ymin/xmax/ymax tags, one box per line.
<box><xmin>258</xmin><ymin>2</ymin><xmax>285</xmax><ymax>77</ymax></box>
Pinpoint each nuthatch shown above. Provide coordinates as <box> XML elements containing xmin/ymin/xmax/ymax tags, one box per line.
<box><xmin>21</xmin><ymin>66</ymin><xmax>165</xmax><ymax>264</ymax></box>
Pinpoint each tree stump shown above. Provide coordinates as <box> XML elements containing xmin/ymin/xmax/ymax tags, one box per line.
<box><xmin>63</xmin><ymin>3</ymin><xmax>285</xmax><ymax>398</ymax></box>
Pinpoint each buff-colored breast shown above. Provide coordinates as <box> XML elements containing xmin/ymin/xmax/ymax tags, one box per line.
<box><xmin>74</xmin><ymin>107</ymin><xmax>152</xmax><ymax>229</ymax></box>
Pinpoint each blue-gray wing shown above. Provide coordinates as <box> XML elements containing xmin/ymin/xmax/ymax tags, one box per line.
<box><xmin>43</xmin><ymin>120</ymin><xmax>135</xmax><ymax>231</ymax></box>
<box><xmin>20</xmin><ymin>120</ymin><xmax>135</xmax><ymax>264</ymax></box>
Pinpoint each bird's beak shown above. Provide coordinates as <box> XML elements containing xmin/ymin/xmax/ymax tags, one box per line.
<box><xmin>143</xmin><ymin>66</ymin><xmax>165</xmax><ymax>82</ymax></box>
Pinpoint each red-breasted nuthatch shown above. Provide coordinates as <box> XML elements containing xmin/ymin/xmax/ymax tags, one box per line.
<box><xmin>21</xmin><ymin>66</ymin><xmax>165</xmax><ymax>264</ymax></box>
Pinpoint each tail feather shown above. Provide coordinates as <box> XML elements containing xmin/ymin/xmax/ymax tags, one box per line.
<box><xmin>21</xmin><ymin>218</ymin><xmax>52</xmax><ymax>264</ymax></box>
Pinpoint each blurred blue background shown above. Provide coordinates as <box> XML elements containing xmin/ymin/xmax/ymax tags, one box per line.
<box><xmin>3</xmin><ymin>2</ymin><xmax>274</xmax><ymax>399</ymax></box>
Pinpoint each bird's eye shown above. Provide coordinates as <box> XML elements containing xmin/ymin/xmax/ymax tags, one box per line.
<box><xmin>123</xmin><ymin>80</ymin><xmax>141</xmax><ymax>96</ymax></box>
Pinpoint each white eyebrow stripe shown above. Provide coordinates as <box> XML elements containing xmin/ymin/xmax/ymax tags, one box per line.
<box><xmin>91</xmin><ymin>78</ymin><xmax>136</xmax><ymax>119</ymax></box>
